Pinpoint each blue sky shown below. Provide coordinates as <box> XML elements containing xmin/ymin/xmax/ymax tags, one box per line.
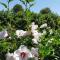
<box><xmin>0</xmin><ymin>0</ymin><xmax>60</xmax><ymax>15</ymax></box>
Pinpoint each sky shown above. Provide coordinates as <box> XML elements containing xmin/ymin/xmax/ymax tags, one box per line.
<box><xmin>0</xmin><ymin>0</ymin><xmax>60</xmax><ymax>15</ymax></box>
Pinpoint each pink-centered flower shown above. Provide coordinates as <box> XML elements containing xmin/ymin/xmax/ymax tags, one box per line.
<box><xmin>6</xmin><ymin>45</ymin><xmax>33</xmax><ymax>60</ymax></box>
<box><xmin>14</xmin><ymin>45</ymin><xmax>33</xmax><ymax>60</ymax></box>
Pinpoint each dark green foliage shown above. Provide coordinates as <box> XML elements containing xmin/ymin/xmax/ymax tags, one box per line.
<box><xmin>40</xmin><ymin>8</ymin><xmax>51</xmax><ymax>14</ymax></box>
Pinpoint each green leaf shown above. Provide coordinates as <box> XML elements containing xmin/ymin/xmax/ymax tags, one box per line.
<box><xmin>20</xmin><ymin>0</ymin><xmax>25</xmax><ymax>4</ymax></box>
<box><xmin>27</xmin><ymin>0</ymin><xmax>34</xmax><ymax>2</ymax></box>
<box><xmin>30</xmin><ymin>4</ymin><xmax>34</xmax><ymax>7</ymax></box>
<box><xmin>25</xmin><ymin>0</ymin><xmax>34</xmax><ymax>3</ymax></box>
<box><xmin>20</xmin><ymin>0</ymin><xmax>34</xmax><ymax>3</ymax></box>
<box><xmin>9</xmin><ymin>0</ymin><xmax>14</xmax><ymax>2</ymax></box>
<box><xmin>0</xmin><ymin>2</ymin><xmax>7</xmax><ymax>8</ymax></box>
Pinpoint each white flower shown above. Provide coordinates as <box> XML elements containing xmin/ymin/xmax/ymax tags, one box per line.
<box><xmin>6</xmin><ymin>52</ymin><xmax>16</xmax><ymax>60</ymax></box>
<box><xmin>4</xmin><ymin>31</ymin><xmax>8</xmax><ymax>37</ymax></box>
<box><xmin>14</xmin><ymin>45</ymin><xmax>33</xmax><ymax>60</ymax></box>
<box><xmin>50</xmin><ymin>38</ymin><xmax>54</xmax><ymax>41</ymax></box>
<box><xmin>31</xmin><ymin>47</ymin><xmax>38</xmax><ymax>60</ymax></box>
<box><xmin>31</xmin><ymin>22</ymin><xmax>38</xmax><ymax>34</ymax></box>
<box><xmin>48</xmin><ymin>38</ymin><xmax>54</xmax><ymax>44</ymax></box>
<box><xmin>46</xmin><ymin>39</ymin><xmax>53</xmax><ymax>46</ymax></box>
<box><xmin>32</xmin><ymin>30</ymin><xmax>40</xmax><ymax>44</ymax></box>
<box><xmin>6</xmin><ymin>45</ymin><xmax>33</xmax><ymax>60</ymax></box>
<box><xmin>38</xmin><ymin>33</ymin><xmax>43</xmax><ymax>37</ymax></box>
<box><xmin>32</xmin><ymin>31</ymin><xmax>39</xmax><ymax>37</ymax></box>
<box><xmin>32</xmin><ymin>38</ymin><xmax>38</xmax><ymax>44</ymax></box>
<box><xmin>40</xmin><ymin>23</ymin><xmax>47</xmax><ymax>28</ymax></box>
<box><xmin>49</xmin><ymin>29</ymin><xmax>53</xmax><ymax>34</ymax></box>
<box><xmin>31</xmin><ymin>22</ymin><xmax>41</xmax><ymax>44</ymax></box>
<box><xmin>31</xmin><ymin>30</ymin><xmax>38</xmax><ymax>34</ymax></box>
<box><xmin>0</xmin><ymin>30</ymin><xmax>8</xmax><ymax>39</ymax></box>
<box><xmin>48</xmin><ymin>40</ymin><xmax>52</xmax><ymax>43</ymax></box>
<box><xmin>31</xmin><ymin>22</ymin><xmax>38</xmax><ymax>30</ymax></box>
<box><xmin>42</xmin><ymin>30</ymin><xmax>46</xmax><ymax>35</ymax></box>
<box><xmin>31</xmin><ymin>47</ymin><xmax>38</xmax><ymax>57</ymax></box>
<box><xmin>8</xmin><ymin>37</ymin><xmax>11</xmax><ymax>39</ymax></box>
<box><xmin>16</xmin><ymin>30</ymin><xmax>29</xmax><ymax>38</ymax></box>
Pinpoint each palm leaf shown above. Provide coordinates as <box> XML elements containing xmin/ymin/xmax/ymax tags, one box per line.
<box><xmin>0</xmin><ymin>2</ymin><xmax>7</xmax><ymax>8</ymax></box>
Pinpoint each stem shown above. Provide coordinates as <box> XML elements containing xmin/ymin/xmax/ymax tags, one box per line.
<box><xmin>29</xmin><ymin>3</ymin><xmax>31</xmax><ymax>10</ymax></box>
<box><xmin>7</xmin><ymin>0</ymin><xmax>9</xmax><ymax>12</ymax></box>
<box><xmin>25</xmin><ymin>2</ymin><xmax>27</xmax><ymax>21</ymax></box>
<box><xmin>7</xmin><ymin>0</ymin><xmax>12</xmax><ymax>37</ymax></box>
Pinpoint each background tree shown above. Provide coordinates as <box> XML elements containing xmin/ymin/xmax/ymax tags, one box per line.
<box><xmin>13</xmin><ymin>4</ymin><xmax>24</xmax><ymax>13</ymax></box>
<box><xmin>40</xmin><ymin>7</ymin><xmax>51</xmax><ymax>14</ymax></box>
<box><xmin>37</xmin><ymin>8</ymin><xmax>58</xmax><ymax>29</ymax></box>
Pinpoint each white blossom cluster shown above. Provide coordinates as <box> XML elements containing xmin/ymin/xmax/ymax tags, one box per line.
<box><xmin>6</xmin><ymin>45</ymin><xmax>38</xmax><ymax>60</ymax></box>
<box><xmin>15</xmin><ymin>22</ymin><xmax>41</xmax><ymax>44</ymax></box>
<box><xmin>31</xmin><ymin>22</ymin><xmax>42</xmax><ymax>44</ymax></box>
<box><xmin>0</xmin><ymin>22</ymin><xmax>48</xmax><ymax>44</ymax></box>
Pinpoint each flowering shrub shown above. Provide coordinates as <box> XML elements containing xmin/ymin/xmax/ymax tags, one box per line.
<box><xmin>0</xmin><ymin>0</ymin><xmax>60</xmax><ymax>60</ymax></box>
<box><xmin>0</xmin><ymin>20</ymin><xmax>60</xmax><ymax>60</ymax></box>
